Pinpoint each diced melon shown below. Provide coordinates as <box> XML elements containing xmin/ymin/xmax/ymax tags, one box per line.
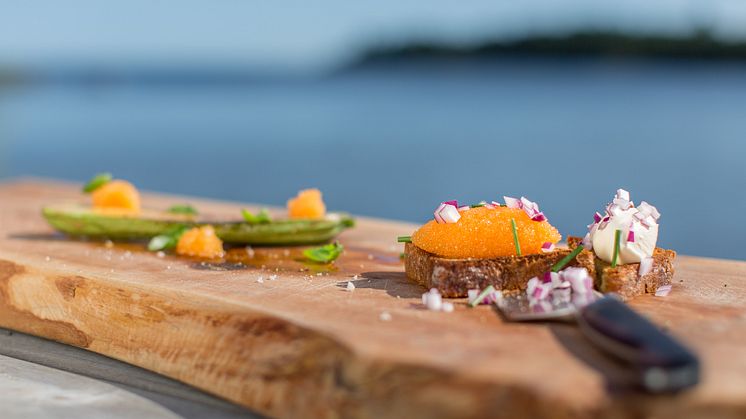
<box><xmin>176</xmin><ymin>226</ymin><xmax>224</xmax><ymax>259</ymax></box>
<box><xmin>287</xmin><ymin>188</ymin><xmax>326</xmax><ymax>219</ymax></box>
<box><xmin>91</xmin><ymin>180</ymin><xmax>141</xmax><ymax>213</ymax></box>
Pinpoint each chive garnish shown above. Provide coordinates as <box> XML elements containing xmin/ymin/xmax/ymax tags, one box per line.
<box><xmin>551</xmin><ymin>245</ymin><xmax>584</xmax><ymax>272</ymax></box>
<box><xmin>469</xmin><ymin>285</ymin><xmax>496</xmax><ymax>307</ymax></box>
<box><xmin>510</xmin><ymin>218</ymin><xmax>521</xmax><ymax>256</ymax></box>
<box><xmin>611</xmin><ymin>229</ymin><xmax>621</xmax><ymax>268</ymax></box>
<box><xmin>470</xmin><ymin>202</ymin><xmax>487</xmax><ymax>208</ymax></box>
<box><xmin>82</xmin><ymin>172</ymin><xmax>112</xmax><ymax>193</ymax></box>
<box><xmin>397</xmin><ymin>235</ymin><xmax>412</xmax><ymax>243</ymax></box>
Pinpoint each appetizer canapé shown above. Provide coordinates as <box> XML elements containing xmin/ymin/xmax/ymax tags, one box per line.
<box><xmin>402</xmin><ymin>197</ymin><xmax>575</xmax><ymax>297</ymax></box>
<box><xmin>43</xmin><ymin>174</ymin><xmax>354</xmax><ymax>250</ymax></box>
<box><xmin>568</xmin><ymin>189</ymin><xmax>675</xmax><ymax>300</ymax></box>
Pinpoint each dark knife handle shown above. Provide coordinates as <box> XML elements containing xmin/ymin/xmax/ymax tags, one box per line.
<box><xmin>576</xmin><ymin>295</ymin><xmax>700</xmax><ymax>392</ymax></box>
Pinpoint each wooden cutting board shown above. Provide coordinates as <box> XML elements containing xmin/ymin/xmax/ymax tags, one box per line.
<box><xmin>0</xmin><ymin>179</ymin><xmax>744</xmax><ymax>419</ymax></box>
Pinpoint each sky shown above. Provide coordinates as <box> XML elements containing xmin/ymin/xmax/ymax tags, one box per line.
<box><xmin>2</xmin><ymin>1</ymin><xmax>746</xmax><ymax>71</ymax></box>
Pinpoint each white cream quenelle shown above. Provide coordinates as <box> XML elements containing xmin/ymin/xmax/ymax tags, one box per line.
<box><xmin>583</xmin><ymin>189</ymin><xmax>661</xmax><ymax>265</ymax></box>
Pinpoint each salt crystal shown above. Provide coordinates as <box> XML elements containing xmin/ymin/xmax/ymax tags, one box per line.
<box><xmin>379</xmin><ymin>311</ymin><xmax>392</xmax><ymax>321</ymax></box>
<box><xmin>257</xmin><ymin>276</ymin><xmax>264</xmax><ymax>283</ymax></box>
<box><xmin>269</xmin><ymin>275</ymin><xmax>278</xmax><ymax>281</ymax></box>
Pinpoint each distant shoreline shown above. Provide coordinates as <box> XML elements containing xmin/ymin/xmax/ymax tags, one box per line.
<box><xmin>4</xmin><ymin>30</ymin><xmax>746</xmax><ymax>86</ymax></box>
<box><xmin>346</xmin><ymin>30</ymin><xmax>746</xmax><ymax>70</ymax></box>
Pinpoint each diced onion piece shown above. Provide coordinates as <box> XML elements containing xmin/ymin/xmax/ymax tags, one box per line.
<box><xmin>433</xmin><ymin>203</ymin><xmax>446</xmax><ymax>223</ymax></box>
<box><xmin>627</xmin><ymin>228</ymin><xmax>636</xmax><ymax>243</ymax></box>
<box><xmin>562</xmin><ymin>267</ymin><xmax>593</xmax><ymax>294</ymax></box>
<box><xmin>526</xmin><ymin>277</ymin><xmax>540</xmax><ymax>297</ymax></box>
<box><xmin>616</xmin><ymin>188</ymin><xmax>630</xmax><ymax>202</ymax></box>
<box><xmin>530</xmin><ymin>282</ymin><xmax>551</xmax><ymax>300</ymax></box>
<box><xmin>439</xmin><ymin>204</ymin><xmax>461</xmax><ymax>223</ymax></box>
<box><xmin>443</xmin><ymin>200</ymin><xmax>459</xmax><ymax>207</ymax></box>
<box><xmin>639</xmin><ymin>257</ymin><xmax>653</xmax><ymax>276</ymax></box>
<box><xmin>655</xmin><ymin>285</ymin><xmax>672</xmax><ymax>297</ymax></box>
<box><xmin>458</xmin><ymin>205</ymin><xmax>471</xmax><ymax>212</ymax></box>
<box><xmin>541</xmin><ymin>242</ymin><xmax>555</xmax><ymax>252</ymax></box>
<box><xmin>593</xmin><ymin>212</ymin><xmax>603</xmax><ymax>223</ymax></box>
<box><xmin>441</xmin><ymin>302</ymin><xmax>455</xmax><ymax>312</ymax></box>
<box><xmin>531</xmin><ymin>212</ymin><xmax>547</xmax><ymax>222</ymax></box>
<box><xmin>424</xmin><ymin>288</ymin><xmax>443</xmax><ymax>311</ymax></box>
<box><xmin>503</xmin><ymin>196</ymin><xmax>521</xmax><ymax>209</ymax></box>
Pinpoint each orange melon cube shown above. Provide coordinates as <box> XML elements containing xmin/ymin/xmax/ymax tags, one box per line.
<box><xmin>176</xmin><ymin>226</ymin><xmax>224</xmax><ymax>259</ymax></box>
<box><xmin>287</xmin><ymin>188</ymin><xmax>326</xmax><ymax>219</ymax></box>
<box><xmin>91</xmin><ymin>180</ymin><xmax>141</xmax><ymax>213</ymax></box>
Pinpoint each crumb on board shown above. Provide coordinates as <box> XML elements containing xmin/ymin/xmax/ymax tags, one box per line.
<box><xmin>379</xmin><ymin>311</ymin><xmax>392</xmax><ymax>321</ymax></box>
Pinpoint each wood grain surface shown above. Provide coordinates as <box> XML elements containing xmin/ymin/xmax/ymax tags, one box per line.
<box><xmin>0</xmin><ymin>179</ymin><xmax>744</xmax><ymax>419</ymax></box>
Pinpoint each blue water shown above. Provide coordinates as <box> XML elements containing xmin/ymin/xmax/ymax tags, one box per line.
<box><xmin>1</xmin><ymin>59</ymin><xmax>744</xmax><ymax>259</ymax></box>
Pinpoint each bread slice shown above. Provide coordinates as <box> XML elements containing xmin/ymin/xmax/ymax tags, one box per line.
<box><xmin>404</xmin><ymin>243</ymin><xmax>575</xmax><ymax>297</ymax></box>
<box><xmin>567</xmin><ymin>236</ymin><xmax>676</xmax><ymax>300</ymax></box>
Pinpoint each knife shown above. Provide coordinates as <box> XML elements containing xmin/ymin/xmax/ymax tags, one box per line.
<box><xmin>495</xmin><ymin>292</ymin><xmax>700</xmax><ymax>393</ymax></box>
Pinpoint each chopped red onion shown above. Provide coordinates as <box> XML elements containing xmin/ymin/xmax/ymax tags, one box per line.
<box><xmin>443</xmin><ymin>200</ymin><xmax>459</xmax><ymax>207</ymax></box>
<box><xmin>655</xmin><ymin>285</ymin><xmax>672</xmax><ymax>297</ymax></box>
<box><xmin>503</xmin><ymin>196</ymin><xmax>521</xmax><ymax>209</ymax></box>
<box><xmin>526</xmin><ymin>277</ymin><xmax>540</xmax><ymax>296</ymax></box>
<box><xmin>531</xmin><ymin>212</ymin><xmax>547</xmax><ymax>222</ymax></box>
<box><xmin>424</xmin><ymin>288</ymin><xmax>443</xmax><ymax>311</ymax></box>
<box><xmin>593</xmin><ymin>212</ymin><xmax>603</xmax><ymax>223</ymax></box>
<box><xmin>639</xmin><ymin>257</ymin><xmax>653</xmax><ymax>276</ymax></box>
<box><xmin>562</xmin><ymin>267</ymin><xmax>593</xmax><ymax>294</ymax></box>
<box><xmin>440</xmin><ymin>205</ymin><xmax>461</xmax><ymax>223</ymax></box>
<box><xmin>541</xmin><ymin>242</ymin><xmax>555</xmax><ymax>252</ymax></box>
<box><xmin>434</xmin><ymin>203</ymin><xmax>446</xmax><ymax>223</ymax></box>
<box><xmin>530</xmin><ymin>282</ymin><xmax>551</xmax><ymax>300</ymax></box>
<box><xmin>627</xmin><ymin>228</ymin><xmax>635</xmax><ymax>243</ymax></box>
<box><xmin>458</xmin><ymin>205</ymin><xmax>471</xmax><ymax>212</ymax></box>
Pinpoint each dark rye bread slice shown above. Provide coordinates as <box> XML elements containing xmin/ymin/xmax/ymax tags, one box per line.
<box><xmin>404</xmin><ymin>242</ymin><xmax>575</xmax><ymax>298</ymax></box>
<box><xmin>567</xmin><ymin>236</ymin><xmax>676</xmax><ymax>301</ymax></box>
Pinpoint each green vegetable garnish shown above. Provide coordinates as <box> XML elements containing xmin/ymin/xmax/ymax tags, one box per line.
<box><xmin>167</xmin><ymin>204</ymin><xmax>198</xmax><ymax>215</ymax></box>
<box><xmin>241</xmin><ymin>208</ymin><xmax>272</xmax><ymax>224</ymax></box>
<box><xmin>470</xmin><ymin>202</ymin><xmax>487</xmax><ymax>208</ymax></box>
<box><xmin>303</xmin><ymin>241</ymin><xmax>344</xmax><ymax>263</ymax></box>
<box><xmin>469</xmin><ymin>285</ymin><xmax>496</xmax><ymax>308</ymax></box>
<box><xmin>397</xmin><ymin>235</ymin><xmax>412</xmax><ymax>243</ymax></box>
<box><xmin>611</xmin><ymin>229</ymin><xmax>621</xmax><ymax>268</ymax></box>
<box><xmin>148</xmin><ymin>225</ymin><xmax>189</xmax><ymax>251</ymax></box>
<box><xmin>510</xmin><ymin>218</ymin><xmax>521</xmax><ymax>256</ymax></box>
<box><xmin>551</xmin><ymin>245</ymin><xmax>584</xmax><ymax>272</ymax></box>
<box><xmin>82</xmin><ymin>173</ymin><xmax>112</xmax><ymax>193</ymax></box>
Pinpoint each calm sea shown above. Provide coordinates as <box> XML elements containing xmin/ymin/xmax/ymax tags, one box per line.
<box><xmin>1</xmin><ymin>59</ymin><xmax>744</xmax><ymax>259</ymax></box>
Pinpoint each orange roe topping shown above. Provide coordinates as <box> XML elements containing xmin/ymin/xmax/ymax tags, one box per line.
<box><xmin>91</xmin><ymin>180</ymin><xmax>141</xmax><ymax>214</ymax></box>
<box><xmin>412</xmin><ymin>206</ymin><xmax>561</xmax><ymax>259</ymax></box>
<box><xmin>287</xmin><ymin>188</ymin><xmax>326</xmax><ymax>219</ymax></box>
<box><xmin>176</xmin><ymin>226</ymin><xmax>224</xmax><ymax>259</ymax></box>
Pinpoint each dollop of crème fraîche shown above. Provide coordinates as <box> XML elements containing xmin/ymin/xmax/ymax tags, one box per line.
<box><xmin>412</xmin><ymin>206</ymin><xmax>561</xmax><ymax>259</ymax></box>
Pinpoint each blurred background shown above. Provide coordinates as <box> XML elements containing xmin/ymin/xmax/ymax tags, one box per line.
<box><xmin>0</xmin><ymin>1</ymin><xmax>744</xmax><ymax>259</ymax></box>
